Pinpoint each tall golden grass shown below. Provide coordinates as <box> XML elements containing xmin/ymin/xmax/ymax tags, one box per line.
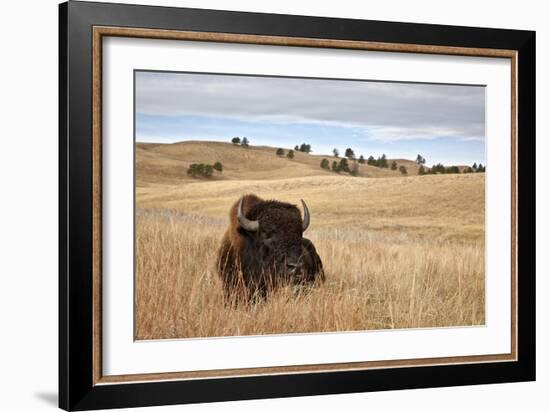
<box><xmin>135</xmin><ymin>171</ymin><xmax>485</xmax><ymax>340</ymax></box>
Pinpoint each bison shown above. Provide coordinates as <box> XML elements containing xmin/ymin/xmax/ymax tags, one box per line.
<box><xmin>216</xmin><ymin>194</ymin><xmax>324</xmax><ymax>301</ymax></box>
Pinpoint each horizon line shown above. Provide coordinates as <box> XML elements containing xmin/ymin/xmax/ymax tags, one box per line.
<box><xmin>135</xmin><ymin>139</ymin><xmax>484</xmax><ymax>167</ymax></box>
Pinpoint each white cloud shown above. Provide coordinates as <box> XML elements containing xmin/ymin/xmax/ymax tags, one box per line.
<box><xmin>135</xmin><ymin>71</ymin><xmax>485</xmax><ymax>141</ymax></box>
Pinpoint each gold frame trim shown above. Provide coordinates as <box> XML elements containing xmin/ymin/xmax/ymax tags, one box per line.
<box><xmin>92</xmin><ymin>26</ymin><xmax>518</xmax><ymax>386</ymax></box>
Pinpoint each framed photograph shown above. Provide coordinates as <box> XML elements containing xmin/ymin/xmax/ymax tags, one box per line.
<box><xmin>59</xmin><ymin>1</ymin><xmax>536</xmax><ymax>410</ymax></box>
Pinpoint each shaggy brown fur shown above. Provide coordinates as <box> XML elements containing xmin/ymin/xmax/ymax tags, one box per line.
<box><xmin>216</xmin><ymin>194</ymin><xmax>324</xmax><ymax>301</ymax></box>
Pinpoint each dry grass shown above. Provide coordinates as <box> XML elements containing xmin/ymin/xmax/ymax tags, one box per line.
<box><xmin>134</xmin><ymin>142</ymin><xmax>485</xmax><ymax>339</ymax></box>
<box><xmin>135</xmin><ymin>209</ymin><xmax>484</xmax><ymax>339</ymax></box>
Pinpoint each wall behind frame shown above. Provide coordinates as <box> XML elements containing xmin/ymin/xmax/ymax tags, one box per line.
<box><xmin>0</xmin><ymin>0</ymin><xmax>546</xmax><ymax>411</ymax></box>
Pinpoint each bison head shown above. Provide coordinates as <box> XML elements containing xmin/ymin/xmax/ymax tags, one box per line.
<box><xmin>237</xmin><ymin>196</ymin><xmax>310</xmax><ymax>275</ymax></box>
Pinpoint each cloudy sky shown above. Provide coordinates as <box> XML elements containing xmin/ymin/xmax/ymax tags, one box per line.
<box><xmin>135</xmin><ymin>71</ymin><xmax>485</xmax><ymax>166</ymax></box>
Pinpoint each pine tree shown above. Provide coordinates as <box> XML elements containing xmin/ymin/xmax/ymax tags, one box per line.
<box><xmin>432</xmin><ymin>163</ymin><xmax>446</xmax><ymax>174</ymax></box>
<box><xmin>299</xmin><ymin>143</ymin><xmax>312</xmax><ymax>153</ymax></box>
<box><xmin>391</xmin><ymin>161</ymin><xmax>398</xmax><ymax>170</ymax></box>
<box><xmin>187</xmin><ymin>163</ymin><xmax>206</xmax><ymax>177</ymax></box>
<box><xmin>339</xmin><ymin>158</ymin><xmax>350</xmax><ymax>173</ymax></box>
<box><xmin>186</xmin><ymin>164</ymin><xmax>196</xmax><ymax>177</ymax></box>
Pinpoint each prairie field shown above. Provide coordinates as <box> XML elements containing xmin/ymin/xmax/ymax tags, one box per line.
<box><xmin>135</xmin><ymin>141</ymin><xmax>485</xmax><ymax>340</ymax></box>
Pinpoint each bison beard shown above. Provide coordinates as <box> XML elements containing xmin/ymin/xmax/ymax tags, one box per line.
<box><xmin>216</xmin><ymin>194</ymin><xmax>324</xmax><ymax>302</ymax></box>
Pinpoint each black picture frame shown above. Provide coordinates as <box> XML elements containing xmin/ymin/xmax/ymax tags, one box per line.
<box><xmin>59</xmin><ymin>1</ymin><xmax>536</xmax><ymax>410</ymax></box>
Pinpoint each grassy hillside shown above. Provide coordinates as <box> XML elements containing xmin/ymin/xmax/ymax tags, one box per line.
<box><xmin>136</xmin><ymin>141</ymin><xmax>424</xmax><ymax>185</ymax></box>
<box><xmin>137</xmin><ymin>172</ymin><xmax>484</xmax><ymax>242</ymax></box>
<box><xmin>134</xmin><ymin>142</ymin><xmax>485</xmax><ymax>339</ymax></box>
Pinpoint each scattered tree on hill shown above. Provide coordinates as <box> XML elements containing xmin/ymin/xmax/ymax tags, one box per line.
<box><xmin>187</xmin><ymin>162</ymin><xmax>221</xmax><ymax>178</ymax></box>
<box><xmin>431</xmin><ymin>163</ymin><xmax>446</xmax><ymax>174</ymax></box>
<box><xmin>378</xmin><ymin>154</ymin><xmax>389</xmax><ymax>168</ymax></box>
<box><xmin>294</xmin><ymin>145</ymin><xmax>300</xmax><ymax>151</ymax></box>
<box><xmin>204</xmin><ymin>164</ymin><xmax>214</xmax><ymax>177</ymax></box>
<box><xmin>472</xmin><ymin>162</ymin><xmax>478</xmax><ymax>170</ymax></box>
<box><xmin>333</xmin><ymin>148</ymin><xmax>339</xmax><ymax>158</ymax></box>
<box><xmin>391</xmin><ymin>161</ymin><xmax>398</xmax><ymax>170</ymax></box>
<box><xmin>399</xmin><ymin>165</ymin><xmax>408</xmax><ymax>175</ymax></box>
<box><xmin>286</xmin><ymin>150</ymin><xmax>294</xmax><ymax>159</ymax></box>
<box><xmin>296</xmin><ymin>143</ymin><xmax>312</xmax><ymax>153</ymax></box>
<box><xmin>367</xmin><ymin>155</ymin><xmax>377</xmax><ymax>166</ymax></box>
<box><xmin>320</xmin><ymin>158</ymin><xmax>330</xmax><ymax>170</ymax></box>
<box><xmin>187</xmin><ymin>164</ymin><xmax>205</xmax><ymax>178</ymax></box>
<box><xmin>338</xmin><ymin>158</ymin><xmax>350</xmax><ymax>173</ymax></box>
<box><xmin>358</xmin><ymin>155</ymin><xmax>365</xmax><ymax>164</ymax></box>
<box><xmin>276</xmin><ymin>148</ymin><xmax>285</xmax><ymax>156</ymax></box>
<box><xmin>418</xmin><ymin>165</ymin><xmax>426</xmax><ymax>175</ymax></box>
<box><xmin>331</xmin><ymin>161</ymin><xmax>339</xmax><ymax>172</ymax></box>
<box><xmin>187</xmin><ymin>163</ymin><xmax>203</xmax><ymax>177</ymax></box>
<box><xmin>463</xmin><ymin>166</ymin><xmax>474</xmax><ymax>173</ymax></box>
<box><xmin>476</xmin><ymin>163</ymin><xmax>485</xmax><ymax>172</ymax></box>
<box><xmin>416</xmin><ymin>154</ymin><xmax>426</xmax><ymax>165</ymax></box>
<box><xmin>231</xmin><ymin>137</ymin><xmax>241</xmax><ymax>145</ymax></box>
<box><xmin>241</xmin><ymin>137</ymin><xmax>249</xmax><ymax>147</ymax></box>
<box><xmin>345</xmin><ymin>148</ymin><xmax>355</xmax><ymax>159</ymax></box>
<box><xmin>428</xmin><ymin>163</ymin><xmax>463</xmax><ymax>174</ymax></box>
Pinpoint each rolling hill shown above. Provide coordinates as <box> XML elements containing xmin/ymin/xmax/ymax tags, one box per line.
<box><xmin>136</xmin><ymin>141</ymin><xmax>426</xmax><ymax>186</ymax></box>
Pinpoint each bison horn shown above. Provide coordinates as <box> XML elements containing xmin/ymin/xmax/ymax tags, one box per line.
<box><xmin>237</xmin><ymin>197</ymin><xmax>259</xmax><ymax>232</ymax></box>
<box><xmin>301</xmin><ymin>199</ymin><xmax>310</xmax><ymax>232</ymax></box>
